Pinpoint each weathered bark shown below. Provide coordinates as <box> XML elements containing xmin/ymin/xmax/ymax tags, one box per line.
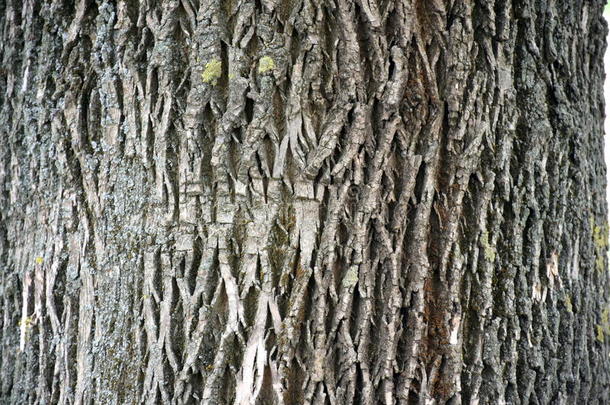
<box><xmin>1</xmin><ymin>0</ymin><xmax>609</xmax><ymax>403</ymax></box>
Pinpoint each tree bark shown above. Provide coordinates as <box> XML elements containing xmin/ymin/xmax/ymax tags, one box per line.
<box><xmin>1</xmin><ymin>0</ymin><xmax>609</xmax><ymax>403</ymax></box>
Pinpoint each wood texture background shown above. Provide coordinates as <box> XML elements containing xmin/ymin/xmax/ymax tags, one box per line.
<box><xmin>1</xmin><ymin>0</ymin><xmax>609</xmax><ymax>403</ymax></box>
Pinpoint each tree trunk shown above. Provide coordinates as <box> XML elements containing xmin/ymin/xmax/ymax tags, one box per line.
<box><xmin>1</xmin><ymin>0</ymin><xmax>609</xmax><ymax>403</ymax></box>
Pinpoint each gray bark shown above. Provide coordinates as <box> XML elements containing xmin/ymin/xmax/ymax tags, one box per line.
<box><xmin>1</xmin><ymin>0</ymin><xmax>609</xmax><ymax>403</ymax></box>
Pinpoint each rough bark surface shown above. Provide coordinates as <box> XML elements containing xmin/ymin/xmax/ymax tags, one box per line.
<box><xmin>1</xmin><ymin>0</ymin><xmax>609</xmax><ymax>404</ymax></box>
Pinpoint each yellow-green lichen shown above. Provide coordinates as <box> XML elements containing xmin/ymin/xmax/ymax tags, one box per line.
<box><xmin>202</xmin><ymin>59</ymin><xmax>222</xmax><ymax>85</ymax></box>
<box><xmin>596</xmin><ymin>255</ymin><xmax>606</xmax><ymax>273</ymax></box>
<box><xmin>258</xmin><ymin>56</ymin><xmax>276</xmax><ymax>74</ymax></box>
<box><xmin>596</xmin><ymin>306</ymin><xmax>610</xmax><ymax>343</ymax></box>
<box><xmin>35</xmin><ymin>256</ymin><xmax>43</xmax><ymax>265</ymax></box>
<box><xmin>593</xmin><ymin>222</ymin><xmax>609</xmax><ymax>250</ymax></box>
<box><xmin>480</xmin><ymin>232</ymin><xmax>496</xmax><ymax>262</ymax></box>
<box><xmin>18</xmin><ymin>316</ymin><xmax>34</xmax><ymax>328</ymax></box>
<box><xmin>597</xmin><ymin>324</ymin><xmax>605</xmax><ymax>343</ymax></box>
<box><xmin>591</xmin><ymin>218</ymin><xmax>609</xmax><ymax>273</ymax></box>
<box><xmin>342</xmin><ymin>267</ymin><xmax>359</xmax><ymax>288</ymax></box>
<box><xmin>564</xmin><ymin>294</ymin><xmax>573</xmax><ymax>313</ymax></box>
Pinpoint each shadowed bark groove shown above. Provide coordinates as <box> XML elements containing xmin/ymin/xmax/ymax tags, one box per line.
<box><xmin>1</xmin><ymin>0</ymin><xmax>609</xmax><ymax>404</ymax></box>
